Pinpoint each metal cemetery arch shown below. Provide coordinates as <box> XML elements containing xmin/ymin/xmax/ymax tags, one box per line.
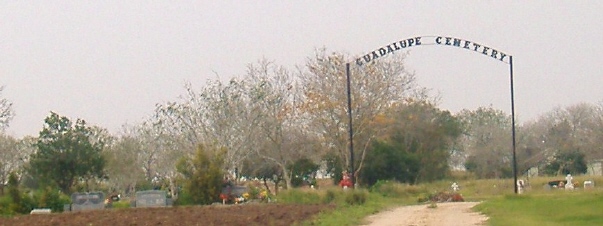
<box><xmin>346</xmin><ymin>36</ymin><xmax>518</xmax><ymax>194</ymax></box>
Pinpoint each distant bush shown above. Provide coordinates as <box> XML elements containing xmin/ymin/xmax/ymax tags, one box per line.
<box><xmin>111</xmin><ymin>200</ymin><xmax>131</xmax><ymax>209</ymax></box>
<box><xmin>32</xmin><ymin>187</ymin><xmax>70</xmax><ymax>212</ymax></box>
<box><xmin>344</xmin><ymin>189</ymin><xmax>367</xmax><ymax>205</ymax></box>
<box><xmin>322</xmin><ymin>189</ymin><xmax>338</xmax><ymax>204</ymax></box>
<box><xmin>247</xmin><ymin>186</ymin><xmax>261</xmax><ymax>200</ymax></box>
<box><xmin>370</xmin><ymin>180</ymin><xmax>397</xmax><ymax>197</ymax></box>
<box><xmin>135</xmin><ymin>180</ymin><xmax>154</xmax><ymax>191</ymax></box>
<box><xmin>173</xmin><ymin>190</ymin><xmax>195</xmax><ymax>206</ymax></box>
<box><xmin>6</xmin><ymin>173</ymin><xmax>35</xmax><ymax>214</ymax></box>
<box><xmin>176</xmin><ymin>145</ymin><xmax>225</xmax><ymax>205</ymax></box>
<box><xmin>0</xmin><ymin>195</ymin><xmax>14</xmax><ymax>216</ymax></box>
<box><xmin>288</xmin><ymin>158</ymin><xmax>319</xmax><ymax>188</ymax></box>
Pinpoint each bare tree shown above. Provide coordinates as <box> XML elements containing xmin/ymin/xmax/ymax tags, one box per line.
<box><xmin>104</xmin><ymin>129</ymin><xmax>146</xmax><ymax>196</ymax></box>
<box><xmin>0</xmin><ymin>86</ymin><xmax>14</xmax><ymax>131</ymax></box>
<box><xmin>456</xmin><ymin>107</ymin><xmax>513</xmax><ymax>178</ymax></box>
<box><xmin>0</xmin><ymin>134</ymin><xmax>19</xmax><ymax>195</ymax></box>
<box><xmin>153</xmin><ymin>78</ymin><xmax>262</xmax><ymax>176</ymax></box>
<box><xmin>530</xmin><ymin>103</ymin><xmax>603</xmax><ymax>164</ymax></box>
<box><xmin>299</xmin><ymin>49</ymin><xmax>417</xmax><ymax>182</ymax></box>
<box><xmin>244</xmin><ymin>60</ymin><xmax>320</xmax><ymax>189</ymax></box>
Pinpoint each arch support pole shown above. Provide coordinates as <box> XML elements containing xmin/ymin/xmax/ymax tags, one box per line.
<box><xmin>510</xmin><ymin>56</ymin><xmax>518</xmax><ymax>194</ymax></box>
<box><xmin>346</xmin><ymin>62</ymin><xmax>355</xmax><ymax>187</ymax></box>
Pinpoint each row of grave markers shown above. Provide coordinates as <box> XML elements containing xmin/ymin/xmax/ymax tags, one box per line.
<box><xmin>64</xmin><ymin>190</ymin><xmax>171</xmax><ymax>212</ymax></box>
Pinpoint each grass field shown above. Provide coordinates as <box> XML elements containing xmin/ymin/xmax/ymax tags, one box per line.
<box><xmin>471</xmin><ymin>175</ymin><xmax>603</xmax><ymax>225</ymax></box>
<box><xmin>475</xmin><ymin>190</ymin><xmax>603</xmax><ymax>226</ymax></box>
<box><xmin>301</xmin><ymin>175</ymin><xmax>603</xmax><ymax>225</ymax></box>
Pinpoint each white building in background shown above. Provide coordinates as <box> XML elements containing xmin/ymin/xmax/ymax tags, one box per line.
<box><xmin>587</xmin><ymin>159</ymin><xmax>602</xmax><ymax>176</ymax></box>
<box><xmin>316</xmin><ymin>161</ymin><xmax>331</xmax><ymax>179</ymax></box>
<box><xmin>527</xmin><ymin>167</ymin><xmax>539</xmax><ymax>177</ymax></box>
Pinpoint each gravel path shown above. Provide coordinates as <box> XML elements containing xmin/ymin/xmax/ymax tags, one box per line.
<box><xmin>362</xmin><ymin>202</ymin><xmax>488</xmax><ymax>226</ymax></box>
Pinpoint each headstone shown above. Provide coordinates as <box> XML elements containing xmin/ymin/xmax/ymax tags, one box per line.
<box><xmin>64</xmin><ymin>204</ymin><xmax>71</xmax><ymax>212</ymax></box>
<box><xmin>565</xmin><ymin>174</ymin><xmax>574</xmax><ymax>190</ymax></box>
<box><xmin>30</xmin><ymin>208</ymin><xmax>51</xmax><ymax>214</ymax></box>
<box><xmin>584</xmin><ymin>180</ymin><xmax>595</xmax><ymax>189</ymax></box>
<box><xmin>517</xmin><ymin>180</ymin><xmax>525</xmax><ymax>194</ymax></box>
<box><xmin>70</xmin><ymin>192</ymin><xmax>105</xmax><ymax>211</ymax></box>
<box><xmin>135</xmin><ymin>190</ymin><xmax>168</xmax><ymax>208</ymax></box>
<box><xmin>451</xmin><ymin>182</ymin><xmax>460</xmax><ymax>192</ymax></box>
<box><xmin>527</xmin><ymin>167</ymin><xmax>539</xmax><ymax>177</ymax></box>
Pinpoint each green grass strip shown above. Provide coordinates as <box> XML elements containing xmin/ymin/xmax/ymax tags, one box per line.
<box><xmin>475</xmin><ymin>190</ymin><xmax>603</xmax><ymax>226</ymax></box>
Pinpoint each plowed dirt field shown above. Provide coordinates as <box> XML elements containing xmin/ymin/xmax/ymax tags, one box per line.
<box><xmin>0</xmin><ymin>203</ymin><xmax>334</xmax><ymax>226</ymax></box>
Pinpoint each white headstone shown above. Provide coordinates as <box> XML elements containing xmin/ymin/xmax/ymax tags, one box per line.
<box><xmin>584</xmin><ymin>180</ymin><xmax>595</xmax><ymax>189</ymax></box>
<box><xmin>451</xmin><ymin>182</ymin><xmax>460</xmax><ymax>192</ymax></box>
<box><xmin>565</xmin><ymin>174</ymin><xmax>574</xmax><ymax>190</ymax></box>
<box><xmin>30</xmin><ymin>208</ymin><xmax>51</xmax><ymax>214</ymax></box>
<box><xmin>517</xmin><ymin>179</ymin><xmax>525</xmax><ymax>194</ymax></box>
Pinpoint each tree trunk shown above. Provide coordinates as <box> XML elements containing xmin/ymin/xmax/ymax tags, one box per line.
<box><xmin>281</xmin><ymin>164</ymin><xmax>292</xmax><ymax>189</ymax></box>
<box><xmin>262</xmin><ymin>178</ymin><xmax>272</xmax><ymax>194</ymax></box>
<box><xmin>354</xmin><ymin>137</ymin><xmax>373</xmax><ymax>187</ymax></box>
<box><xmin>168</xmin><ymin>178</ymin><xmax>178</xmax><ymax>199</ymax></box>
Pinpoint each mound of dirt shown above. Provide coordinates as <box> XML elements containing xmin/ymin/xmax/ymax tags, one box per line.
<box><xmin>0</xmin><ymin>203</ymin><xmax>334</xmax><ymax>226</ymax></box>
<box><xmin>429</xmin><ymin>192</ymin><xmax>464</xmax><ymax>203</ymax></box>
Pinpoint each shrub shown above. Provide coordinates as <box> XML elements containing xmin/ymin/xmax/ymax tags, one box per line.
<box><xmin>370</xmin><ymin>180</ymin><xmax>397</xmax><ymax>197</ymax></box>
<box><xmin>33</xmin><ymin>187</ymin><xmax>70</xmax><ymax>212</ymax></box>
<box><xmin>6</xmin><ymin>173</ymin><xmax>35</xmax><ymax>214</ymax></box>
<box><xmin>135</xmin><ymin>180</ymin><xmax>154</xmax><ymax>191</ymax></box>
<box><xmin>176</xmin><ymin>145</ymin><xmax>225</xmax><ymax>205</ymax></box>
<box><xmin>247</xmin><ymin>186</ymin><xmax>260</xmax><ymax>200</ymax></box>
<box><xmin>345</xmin><ymin>190</ymin><xmax>367</xmax><ymax>205</ymax></box>
<box><xmin>111</xmin><ymin>200</ymin><xmax>131</xmax><ymax>209</ymax></box>
<box><xmin>173</xmin><ymin>190</ymin><xmax>195</xmax><ymax>206</ymax></box>
<box><xmin>288</xmin><ymin>158</ymin><xmax>319</xmax><ymax>188</ymax></box>
<box><xmin>322</xmin><ymin>189</ymin><xmax>338</xmax><ymax>204</ymax></box>
<box><xmin>0</xmin><ymin>195</ymin><xmax>14</xmax><ymax>216</ymax></box>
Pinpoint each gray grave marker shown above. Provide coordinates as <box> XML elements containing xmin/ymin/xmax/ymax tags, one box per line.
<box><xmin>70</xmin><ymin>192</ymin><xmax>105</xmax><ymax>211</ymax></box>
<box><xmin>135</xmin><ymin>190</ymin><xmax>168</xmax><ymax>207</ymax></box>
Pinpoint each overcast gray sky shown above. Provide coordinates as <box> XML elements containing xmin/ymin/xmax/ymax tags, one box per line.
<box><xmin>2</xmin><ymin>1</ymin><xmax>602</xmax><ymax>138</ymax></box>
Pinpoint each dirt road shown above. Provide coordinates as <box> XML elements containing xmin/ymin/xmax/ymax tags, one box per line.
<box><xmin>362</xmin><ymin>202</ymin><xmax>488</xmax><ymax>226</ymax></box>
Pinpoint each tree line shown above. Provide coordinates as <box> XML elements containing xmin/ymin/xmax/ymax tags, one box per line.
<box><xmin>1</xmin><ymin>50</ymin><xmax>602</xmax><ymax>205</ymax></box>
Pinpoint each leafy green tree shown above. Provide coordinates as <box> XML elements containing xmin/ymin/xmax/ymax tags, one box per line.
<box><xmin>288</xmin><ymin>157</ymin><xmax>319</xmax><ymax>187</ymax></box>
<box><xmin>543</xmin><ymin>150</ymin><xmax>587</xmax><ymax>176</ymax></box>
<box><xmin>361</xmin><ymin>140</ymin><xmax>419</xmax><ymax>186</ymax></box>
<box><xmin>28</xmin><ymin>112</ymin><xmax>106</xmax><ymax>193</ymax></box>
<box><xmin>240</xmin><ymin>157</ymin><xmax>283</xmax><ymax>194</ymax></box>
<box><xmin>322</xmin><ymin>152</ymin><xmax>344</xmax><ymax>185</ymax></box>
<box><xmin>176</xmin><ymin>145</ymin><xmax>224</xmax><ymax>205</ymax></box>
<box><xmin>361</xmin><ymin>102</ymin><xmax>462</xmax><ymax>185</ymax></box>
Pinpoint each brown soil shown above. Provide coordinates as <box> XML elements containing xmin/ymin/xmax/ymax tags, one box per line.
<box><xmin>362</xmin><ymin>202</ymin><xmax>488</xmax><ymax>226</ymax></box>
<box><xmin>0</xmin><ymin>203</ymin><xmax>334</xmax><ymax>226</ymax></box>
